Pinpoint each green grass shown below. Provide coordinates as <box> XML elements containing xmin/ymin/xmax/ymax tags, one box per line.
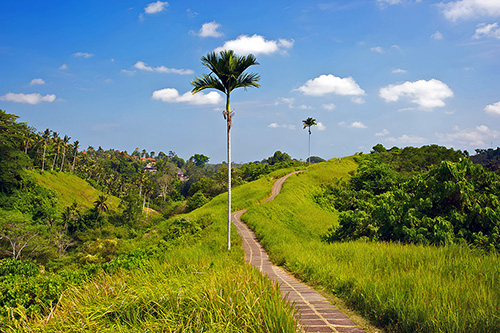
<box><xmin>9</xmin><ymin>168</ymin><xmax>303</xmax><ymax>332</ymax></box>
<box><xmin>242</xmin><ymin>158</ymin><xmax>500</xmax><ymax>332</ymax></box>
<box><xmin>28</xmin><ymin>170</ymin><xmax>122</xmax><ymax>212</ymax></box>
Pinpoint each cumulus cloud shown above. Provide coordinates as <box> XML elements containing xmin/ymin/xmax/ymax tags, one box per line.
<box><xmin>375</xmin><ymin>128</ymin><xmax>390</xmax><ymax>136</ymax></box>
<box><xmin>214</xmin><ymin>34</ymin><xmax>294</xmax><ymax>56</ymax></box>
<box><xmin>0</xmin><ymin>92</ymin><xmax>56</xmax><ymax>104</ymax></box>
<box><xmin>392</xmin><ymin>68</ymin><xmax>408</xmax><ymax>73</ymax></box>
<box><xmin>322</xmin><ymin>103</ymin><xmax>336</xmax><ymax>110</ymax></box>
<box><xmin>317</xmin><ymin>122</ymin><xmax>327</xmax><ymax>131</ymax></box>
<box><xmin>386</xmin><ymin>134</ymin><xmax>426</xmax><ymax>144</ymax></box>
<box><xmin>473</xmin><ymin>22</ymin><xmax>500</xmax><ymax>39</ymax></box>
<box><xmin>485</xmin><ymin>101</ymin><xmax>500</xmax><ymax>115</ymax></box>
<box><xmin>59</xmin><ymin>64</ymin><xmax>68</xmax><ymax>70</ymax></box>
<box><xmin>73</xmin><ymin>52</ymin><xmax>94</xmax><ymax>58</ymax></box>
<box><xmin>275</xmin><ymin>97</ymin><xmax>311</xmax><ymax>109</ymax></box>
<box><xmin>144</xmin><ymin>1</ymin><xmax>168</xmax><ymax>14</ymax></box>
<box><xmin>431</xmin><ymin>31</ymin><xmax>444</xmax><ymax>40</ymax></box>
<box><xmin>268</xmin><ymin>123</ymin><xmax>296</xmax><ymax>130</ymax></box>
<box><xmin>350</xmin><ymin>121</ymin><xmax>368</xmax><ymax>129</ymax></box>
<box><xmin>351</xmin><ymin>97</ymin><xmax>366</xmax><ymax>104</ymax></box>
<box><xmin>133</xmin><ymin>61</ymin><xmax>194</xmax><ymax>75</ymax></box>
<box><xmin>30</xmin><ymin>78</ymin><xmax>45</xmax><ymax>86</ymax></box>
<box><xmin>151</xmin><ymin>88</ymin><xmax>222</xmax><ymax>105</ymax></box>
<box><xmin>440</xmin><ymin>0</ymin><xmax>500</xmax><ymax>21</ymax></box>
<box><xmin>371</xmin><ymin>46</ymin><xmax>384</xmax><ymax>53</ymax></box>
<box><xmin>198</xmin><ymin>21</ymin><xmax>223</xmax><ymax>38</ymax></box>
<box><xmin>436</xmin><ymin>125</ymin><xmax>499</xmax><ymax>146</ymax></box>
<box><xmin>379</xmin><ymin>79</ymin><xmax>453</xmax><ymax>110</ymax></box>
<box><xmin>296</xmin><ymin>74</ymin><xmax>365</xmax><ymax>97</ymax></box>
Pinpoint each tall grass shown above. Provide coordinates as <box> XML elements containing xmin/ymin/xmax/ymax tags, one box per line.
<box><xmin>8</xmin><ymin>168</ymin><xmax>301</xmax><ymax>332</ymax></box>
<box><xmin>242</xmin><ymin>158</ymin><xmax>500</xmax><ymax>332</ymax></box>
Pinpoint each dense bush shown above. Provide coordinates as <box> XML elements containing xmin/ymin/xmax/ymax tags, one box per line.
<box><xmin>320</xmin><ymin>154</ymin><xmax>500</xmax><ymax>252</ymax></box>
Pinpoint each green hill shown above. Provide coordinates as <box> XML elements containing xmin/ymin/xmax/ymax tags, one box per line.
<box><xmin>28</xmin><ymin>171</ymin><xmax>122</xmax><ymax>212</ymax></box>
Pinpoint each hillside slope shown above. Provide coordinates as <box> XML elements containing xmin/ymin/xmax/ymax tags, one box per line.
<box><xmin>28</xmin><ymin>170</ymin><xmax>122</xmax><ymax>212</ymax></box>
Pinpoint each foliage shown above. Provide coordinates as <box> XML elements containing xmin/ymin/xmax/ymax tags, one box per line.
<box><xmin>319</xmin><ymin>147</ymin><xmax>500</xmax><ymax>252</ymax></box>
<box><xmin>470</xmin><ymin>147</ymin><xmax>500</xmax><ymax>172</ymax></box>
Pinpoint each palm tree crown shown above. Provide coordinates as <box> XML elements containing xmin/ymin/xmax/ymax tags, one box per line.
<box><xmin>191</xmin><ymin>50</ymin><xmax>260</xmax><ymax>250</ymax></box>
<box><xmin>302</xmin><ymin>117</ymin><xmax>317</xmax><ymax>166</ymax></box>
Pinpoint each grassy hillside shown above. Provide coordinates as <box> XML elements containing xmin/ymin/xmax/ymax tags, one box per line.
<box><xmin>242</xmin><ymin>157</ymin><xmax>500</xmax><ymax>332</ymax></box>
<box><xmin>28</xmin><ymin>170</ymin><xmax>121</xmax><ymax>212</ymax></box>
<box><xmin>12</xmin><ymin>167</ymin><xmax>303</xmax><ymax>332</ymax></box>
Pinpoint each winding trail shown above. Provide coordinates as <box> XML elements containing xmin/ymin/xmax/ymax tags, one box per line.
<box><xmin>232</xmin><ymin>171</ymin><xmax>366</xmax><ymax>333</ymax></box>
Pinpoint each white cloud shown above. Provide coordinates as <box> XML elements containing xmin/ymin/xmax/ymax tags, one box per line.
<box><xmin>351</xmin><ymin>97</ymin><xmax>365</xmax><ymax>104</ymax></box>
<box><xmin>121</xmin><ymin>69</ymin><xmax>136</xmax><ymax>75</ymax></box>
<box><xmin>436</xmin><ymin>125</ymin><xmax>499</xmax><ymax>146</ymax></box>
<box><xmin>379</xmin><ymin>79</ymin><xmax>454</xmax><ymax>110</ymax></box>
<box><xmin>296</xmin><ymin>74</ymin><xmax>365</xmax><ymax>97</ymax></box>
<box><xmin>30</xmin><ymin>78</ymin><xmax>45</xmax><ymax>86</ymax></box>
<box><xmin>440</xmin><ymin>0</ymin><xmax>500</xmax><ymax>21</ymax></box>
<box><xmin>73</xmin><ymin>52</ymin><xmax>94</xmax><ymax>58</ymax></box>
<box><xmin>59</xmin><ymin>64</ymin><xmax>68</xmax><ymax>70</ymax></box>
<box><xmin>133</xmin><ymin>61</ymin><xmax>194</xmax><ymax>75</ymax></box>
<box><xmin>485</xmin><ymin>101</ymin><xmax>500</xmax><ymax>115</ymax></box>
<box><xmin>322</xmin><ymin>103</ymin><xmax>336</xmax><ymax>110</ymax></box>
<box><xmin>431</xmin><ymin>31</ymin><xmax>444</xmax><ymax>40</ymax></box>
<box><xmin>317</xmin><ymin>122</ymin><xmax>326</xmax><ymax>131</ymax></box>
<box><xmin>215</xmin><ymin>34</ymin><xmax>294</xmax><ymax>56</ymax></box>
<box><xmin>350</xmin><ymin>121</ymin><xmax>368</xmax><ymax>129</ymax></box>
<box><xmin>377</xmin><ymin>0</ymin><xmax>421</xmax><ymax>6</ymax></box>
<box><xmin>198</xmin><ymin>21</ymin><xmax>223</xmax><ymax>38</ymax></box>
<box><xmin>268</xmin><ymin>123</ymin><xmax>296</xmax><ymax>130</ymax></box>
<box><xmin>375</xmin><ymin>128</ymin><xmax>390</xmax><ymax>136</ymax></box>
<box><xmin>274</xmin><ymin>97</ymin><xmax>311</xmax><ymax>109</ymax></box>
<box><xmin>151</xmin><ymin>88</ymin><xmax>222</xmax><ymax>105</ymax></box>
<box><xmin>371</xmin><ymin>46</ymin><xmax>384</xmax><ymax>53</ymax></box>
<box><xmin>392</xmin><ymin>68</ymin><xmax>408</xmax><ymax>73</ymax></box>
<box><xmin>0</xmin><ymin>92</ymin><xmax>56</xmax><ymax>104</ymax></box>
<box><xmin>386</xmin><ymin>134</ymin><xmax>426</xmax><ymax>144</ymax></box>
<box><xmin>144</xmin><ymin>1</ymin><xmax>168</xmax><ymax>14</ymax></box>
<box><xmin>473</xmin><ymin>22</ymin><xmax>500</xmax><ymax>39</ymax></box>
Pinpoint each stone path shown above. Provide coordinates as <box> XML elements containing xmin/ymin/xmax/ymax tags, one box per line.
<box><xmin>232</xmin><ymin>171</ymin><xmax>366</xmax><ymax>333</ymax></box>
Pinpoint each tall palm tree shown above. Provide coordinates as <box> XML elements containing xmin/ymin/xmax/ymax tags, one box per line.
<box><xmin>71</xmin><ymin>140</ymin><xmax>80</xmax><ymax>173</ymax></box>
<box><xmin>191</xmin><ymin>50</ymin><xmax>260</xmax><ymax>250</ymax></box>
<box><xmin>302</xmin><ymin>117</ymin><xmax>317</xmax><ymax>167</ymax></box>
<box><xmin>59</xmin><ymin>135</ymin><xmax>71</xmax><ymax>172</ymax></box>
<box><xmin>41</xmin><ymin>129</ymin><xmax>51</xmax><ymax>171</ymax></box>
<box><xmin>51</xmin><ymin>131</ymin><xmax>60</xmax><ymax>171</ymax></box>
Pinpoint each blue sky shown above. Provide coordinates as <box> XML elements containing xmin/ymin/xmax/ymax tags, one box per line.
<box><xmin>1</xmin><ymin>0</ymin><xmax>499</xmax><ymax>163</ymax></box>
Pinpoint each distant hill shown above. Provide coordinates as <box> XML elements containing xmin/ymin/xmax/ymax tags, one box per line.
<box><xmin>469</xmin><ymin>148</ymin><xmax>500</xmax><ymax>172</ymax></box>
<box><xmin>28</xmin><ymin>170</ymin><xmax>122</xmax><ymax>212</ymax></box>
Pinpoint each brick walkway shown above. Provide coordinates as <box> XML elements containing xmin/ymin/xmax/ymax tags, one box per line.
<box><xmin>232</xmin><ymin>172</ymin><xmax>366</xmax><ymax>333</ymax></box>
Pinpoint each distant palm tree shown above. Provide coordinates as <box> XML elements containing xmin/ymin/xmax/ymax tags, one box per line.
<box><xmin>191</xmin><ymin>50</ymin><xmax>260</xmax><ymax>250</ymax></box>
<box><xmin>93</xmin><ymin>195</ymin><xmax>109</xmax><ymax>222</ymax></box>
<box><xmin>41</xmin><ymin>129</ymin><xmax>51</xmax><ymax>171</ymax></box>
<box><xmin>59</xmin><ymin>135</ymin><xmax>71</xmax><ymax>172</ymax></box>
<box><xmin>51</xmin><ymin>131</ymin><xmax>60</xmax><ymax>171</ymax></box>
<box><xmin>71</xmin><ymin>140</ymin><xmax>80</xmax><ymax>173</ymax></box>
<box><xmin>302</xmin><ymin>117</ymin><xmax>317</xmax><ymax>166</ymax></box>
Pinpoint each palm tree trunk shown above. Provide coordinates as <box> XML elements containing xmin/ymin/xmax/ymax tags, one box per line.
<box><xmin>71</xmin><ymin>150</ymin><xmax>77</xmax><ymax>173</ymax></box>
<box><xmin>42</xmin><ymin>142</ymin><xmax>47</xmax><ymax>171</ymax></box>
<box><xmin>226</xmin><ymin>96</ymin><xmax>232</xmax><ymax>250</ymax></box>
<box><xmin>60</xmin><ymin>147</ymin><xmax>66</xmax><ymax>172</ymax></box>
<box><xmin>308</xmin><ymin>130</ymin><xmax>311</xmax><ymax>167</ymax></box>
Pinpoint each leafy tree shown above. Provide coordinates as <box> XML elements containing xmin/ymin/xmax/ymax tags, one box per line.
<box><xmin>371</xmin><ymin>143</ymin><xmax>386</xmax><ymax>153</ymax></box>
<box><xmin>190</xmin><ymin>153</ymin><xmax>210</xmax><ymax>167</ymax></box>
<box><xmin>302</xmin><ymin>117</ymin><xmax>317</xmax><ymax>166</ymax></box>
<box><xmin>0</xmin><ymin>110</ymin><xmax>30</xmax><ymax>192</ymax></box>
<box><xmin>93</xmin><ymin>195</ymin><xmax>109</xmax><ymax>222</ymax></box>
<box><xmin>191</xmin><ymin>50</ymin><xmax>260</xmax><ymax>250</ymax></box>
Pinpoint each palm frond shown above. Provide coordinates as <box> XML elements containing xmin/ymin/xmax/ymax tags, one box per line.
<box><xmin>234</xmin><ymin>72</ymin><xmax>261</xmax><ymax>91</ymax></box>
<box><xmin>191</xmin><ymin>74</ymin><xmax>226</xmax><ymax>94</ymax></box>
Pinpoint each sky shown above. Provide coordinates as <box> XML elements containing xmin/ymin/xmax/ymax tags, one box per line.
<box><xmin>1</xmin><ymin>0</ymin><xmax>500</xmax><ymax>163</ymax></box>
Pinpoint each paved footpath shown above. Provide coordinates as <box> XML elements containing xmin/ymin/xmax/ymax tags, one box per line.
<box><xmin>232</xmin><ymin>171</ymin><xmax>366</xmax><ymax>333</ymax></box>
